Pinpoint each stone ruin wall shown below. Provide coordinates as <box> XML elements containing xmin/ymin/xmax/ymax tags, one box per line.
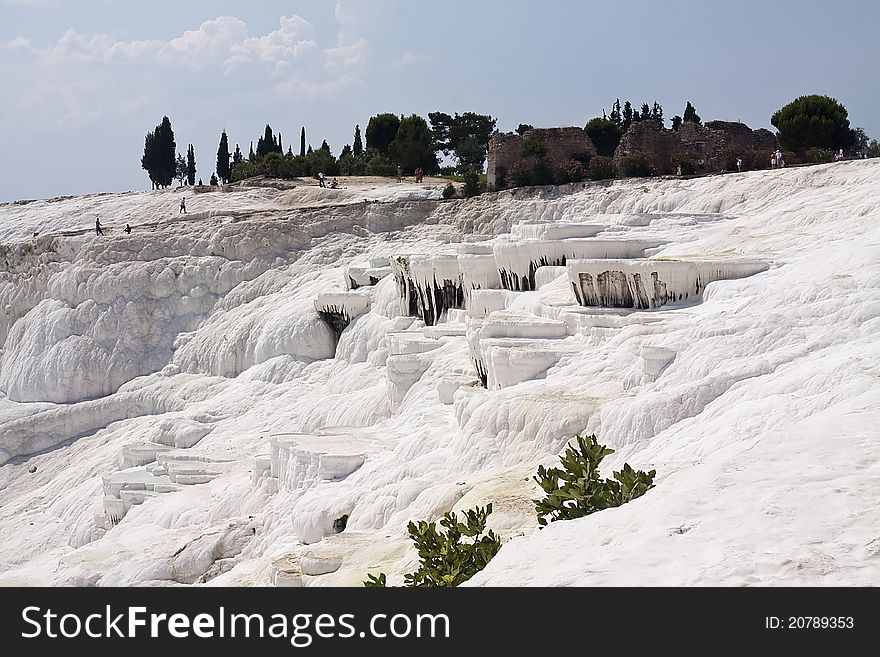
<box><xmin>487</xmin><ymin>127</ymin><xmax>597</xmax><ymax>191</ymax></box>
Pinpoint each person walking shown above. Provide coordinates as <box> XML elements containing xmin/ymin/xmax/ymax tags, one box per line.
<box><xmin>736</xmin><ymin>156</ymin><xmax>743</xmax><ymax>172</ymax></box>
<box><xmin>179</xmin><ymin>197</ymin><xmax>186</xmax><ymax>214</ymax></box>
<box><xmin>775</xmin><ymin>148</ymin><xmax>784</xmax><ymax>168</ymax></box>
<box><xmin>95</xmin><ymin>217</ymin><xmax>103</xmax><ymax>236</ymax></box>
<box><xmin>770</xmin><ymin>151</ymin><xmax>776</xmax><ymax>169</ymax></box>
<box><xmin>318</xmin><ymin>172</ymin><xmax>326</xmax><ymax>188</ymax></box>
<box><xmin>124</xmin><ymin>223</ymin><xmax>132</xmax><ymax>234</ymax></box>
<box><xmin>396</xmin><ymin>165</ymin><xmax>403</xmax><ymax>182</ymax></box>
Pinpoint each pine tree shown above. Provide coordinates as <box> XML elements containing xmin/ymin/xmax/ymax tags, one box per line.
<box><xmin>175</xmin><ymin>153</ymin><xmax>187</xmax><ymax>186</ymax></box>
<box><xmin>287</xmin><ymin>145</ymin><xmax>293</xmax><ymax>157</ymax></box>
<box><xmin>257</xmin><ymin>125</ymin><xmax>275</xmax><ymax>158</ymax></box>
<box><xmin>353</xmin><ymin>124</ymin><xmax>363</xmax><ymax>157</ymax></box>
<box><xmin>300</xmin><ymin>126</ymin><xmax>306</xmax><ymax>157</ymax></box>
<box><xmin>622</xmin><ymin>101</ymin><xmax>634</xmax><ymax>131</ymax></box>
<box><xmin>248</xmin><ymin>142</ymin><xmax>255</xmax><ymax>162</ymax></box>
<box><xmin>340</xmin><ymin>144</ymin><xmax>352</xmax><ymax>159</ymax></box>
<box><xmin>277</xmin><ymin>132</ymin><xmax>283</xmax><ymax>154</ymax></box>
<box><xmin>141</xmin><ymin>116</ymin><xmax>176</xmax><ymax>189</ymax></box>
<box><xmin>683</xmin><ymin>101</ymin><xmax>701</xmax><ymax>125</ymax></box>
<box><xmin>610</xmin><ymin>99</ymin><xmax>622</xmax><ymax>127</ymax></box>
<box><xmin>216</xmin><ymin>131</ymin><xmax>230</xmax><ymax>184</ymax></box>
<box><xmin>640</xmin><ymin>103</ymin><xmax>651</xmax><ymax>121</ymax></box>
<box><xmin>186</xmin><ymin>144</ymin><xmax>196</xmax><ymax>186</ymax></box>
<box><xmin>141</xmin><ymin>131</ymin><xmax>158</xmax><ymax>189</ymax></box>
<box><xmin>320</xmin><ymin>139</ymin><xmax>331</xmax><ymax>155</ymax></box>
<box><xmin>307</xmin><ymin>144</ymin><xmax>313</xmax><ymax>155</ymax></box>
<box><xmin>233</xmin><ymin>144</ymin><xmax>243</xmax><ymax>167</ymax></box>
<box><xmin>671</xmin><ymin>115</ymin><xmax>683</xmax><ymax>131</ymax></box>
<box><xmin>651</xmin><ymin>101</ymin><xmax>664</xmax><ymax>129</ymax></box>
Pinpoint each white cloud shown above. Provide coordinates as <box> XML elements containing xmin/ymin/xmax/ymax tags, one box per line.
<box><xmin>224</xmin><ymin>15</ymin><xmax>317</xmax><ymax>75</ymax></box>
<box><xmin>159</xmin><ymin>16</ymin><xmax>248</xmax><ymax>70</ymax></box>
<box><xmin>4</xmin><ymin>36</ymin><xmax>32</xmax><ymax>49</ymax></box>
<box><xmin>386</xmin><ymin>51</ymin><xmax>428</xmax><ymax>71</ymax></box>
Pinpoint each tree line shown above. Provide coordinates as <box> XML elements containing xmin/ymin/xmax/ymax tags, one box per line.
<box><xmin>142</xmin><ymin>95</ymin><xmax>877</xmax><ymax>191</ymax></box>
<box><xmin>141</xmin><ymin>111</ymin><xmax>498</xmax><ymax>189</ymax></box>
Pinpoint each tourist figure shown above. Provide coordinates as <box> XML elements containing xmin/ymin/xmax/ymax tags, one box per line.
<box><xmin>124</xmin><ymin>223</ymin><xmax>132</xmax><ymax>234</ymax></box>
<box><xmin>770</xmin><ymin>151</ymin><xmax>776</xmax><ymax>169</ymax></box>
<box><xmin>396</xmin><ymin>165</ymin><xmax>403</xmax><ymax>182</ymax></box>
<box><xmin>736</xmin><ymin>157</ymin><xmax>743</xmax><ymax>172</ymax></box>
<box><xmin>318</xmin><ymin>172</ymin><xmax>326</xmax><ymax>188</ymax></box>
<box><xmin>95</xmin><ymin>217</ymin><xmax>103</xmax><ymax>236</ymax></box>
<box><xmin>179</xmin><ymin>197</ymin><xmax>186</xmax><ymax>214</ymax></box>
<box><xmin>775</xmin><ymin>148</ymin><xmax>784</xmax><ymax>168</ymax></box>
<box><xmin>329</xmin><ymin>177</ymin><xmax>339</xmax><ymax>189</ymax></box>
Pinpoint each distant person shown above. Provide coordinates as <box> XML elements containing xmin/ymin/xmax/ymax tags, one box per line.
<box><xmin>415</xmin><ymin>166</ymin><xmax>424</xmax><ymax>182</ymax></box>
<box><xmin>329</xmin><ymin>177</ymin><xmax>338</xmax><ymax>189</ymax></box>
<box><xmin>736</xmin><ymin>157</ymin><xmax>743</xmax><ymax>172</ymax></box>
<box><xmin>124</xmin><ymin>223</ymin><xmax>132</xmax><ymax>234</ymax></box>
<box><xmin>396</xmin><ymin>165</ymin><xmax>403</xmax><ymax>182</ymax></box>
<box><xmin>318</xmin><ymin>172</ymin><xmax>326</xmax><ymax>188</ymax></box>
<box><xmin>179</xmin><ymin>197</ymin><xmax>186</xmax><ymax>214</ymax></box>
<box><xmin>770</xmin><ymin>152</ymin><xmax>776</xmax><ymax>169</ymax></box>
<box><xmin>95</xmin><ymin>217</ymin><xmax>103</xmax><ymax>236</ymax></box>
<box><xmin>775</xmin><ymin>148</ymin><xmax>784</xmax><ymax>168</ymax></box>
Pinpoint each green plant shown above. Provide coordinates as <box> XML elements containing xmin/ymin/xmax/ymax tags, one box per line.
<box><xmin>555</xmin><ymin>158</ymin><xmax>586</xmax><ymax>184</ymax></box>
<box><xmin>363</xmin><ymin>504</ymin><xmax>501</xmax><ymax>587</ymax></box>
<box><xmin>363</xmin><ymin>573</ymin><xmax>387</xmax><ymax>587</ymax></box>
<box><xmin>805</xmin><ymin>147</ymin><xmax>834</xmax><ymax>163</ymax></box>
<box><xmin>619</xmin><ymin>154</ymin><xmax>654</xmax><ymax>178</ymax></box>
<box><xmin>442</xmin><ymin>182</ymin><xmax>457</xmax><ymax>199</ymax></box>
<box><xmin>771</xmin><ymin>94</ymin><xmax>854</xmax><ymax>153</ymax></box>
<box><xmin>519</xmin><ymin>138</ymin><xmax>548</xmax><ymax>159</ymax></box>
<box><xmin>587</xmin><ymin>155</ymin><xmax>615</xmax><ymax>181</ymax></box>
<box><xmin>534</xmin><ymin>434</ymin><xmax>656</xmax><ymax>526</ymax></box>
<box><xmin>463</xmin><ymin>167</ymin><xmax>481</xmax><ymax>197</ymax></box>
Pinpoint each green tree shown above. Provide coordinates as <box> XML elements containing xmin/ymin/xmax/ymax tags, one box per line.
<box><xmin>429</xmin><ymin>111</ymin><xmax>497</xmax><ymax>171</ymax></box>
<box><xmin>651</xmin><ymin>101</ymin><xmax>664</xmax><ymax>129</ymax></box>
<box><xmin>186</xmin><ymin>144</ymin><xmax>196</xmax><ymax>186</ymax></box>
<box><xmin>640</xmin><ymin>102</ymin><xmax>651</xmax><ymax>121</ymax></box>
<box><xmin>209</xmin><ymin>172</ymin><xmax>218</xmax><ymax>185</ymax></box>
<box><xmin>353</xmin><ymin>124</ymin><xmax>363</xmax><ymax>158</ymax></box>
<box><xmin>232</xmin><ymin>144</ymin><xmax>243</xmax><ymax>168</ymax></box>
<box><xmin>340</xmin><ymin>144</ymin><xmax>352</xmax><ymax>159</ymax></box>
<box><xmin>390</xmin><ymin>114</ymin><xmax>438</xmax><ymax>173</ymax></box>
<box><xmin>365</xmin><ymin>113</ymin><xmax>401</xmax><ymax>158</ymax></box>
<box><xmin>256</xmin><ymin>124</ymin><xmax>281</xmax><ymax>158</ymax></box>
<box><xmin>609</xmin><ymin>99</ymin><xmax>622</xmax><ymax>127</ymax></box>
<box><xmin>363</xmin><ymin>505</ymin><xmax>501</xmax><ymax>588</ymax></box>
<box><xmin>141</xmin><ymin>116</ymin><xmax>176</xmax><ymax>189</ymax></box>
<box><xmin>516</xmin><ymin>123</ymin><xmax>534</xmax><ymax>135</ymax></box>
<box><xmin>534</xmin><ymin>434</ymin><xmax>656</xmax><ymax>526</ymax></box>
<box><xmin>585</xmin><ymin>117</ymin><xmax>624</xmax><ymax>157</ymax></box>
<box><xmin>216</xmin><ymin>131</ymin><xmax>230</xmax><ymax>184</ymax></box>
<box><xmin>175</xmin><ymin>153</ymin><xmax>187</xmax><ymax>186</ymax></box>
<box><xmin>320</xmin><ymin>139</ymin><xmax>331</xmax><ymax>155</ymax></box>
<box><xmin>683</xmin><ymin>101</ymin><xmax>701</xmax><ymax>125</ymax></box>
<box><xmin>300</xmin><ymin>126</ymin><xmax>306</xmax><ymax>157</ymax></box>
<box><xmin>771</xmin><ymin>95</ymin><xmax>855</xmax><ymax>153</ymax></box>
<box><xmin>671</xmin><ymin>115</ymin><xmax>683</xmax><ymax>131</ymax></box>
<box><xmin>622</xmin><ymin>101</ymin><xmax>634</xmax><ymax>131</ymax></box>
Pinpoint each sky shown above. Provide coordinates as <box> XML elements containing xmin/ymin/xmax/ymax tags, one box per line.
<box><xmin>1</xmin><ymin>0</ymin><xmax>878</xmax><ymax>202</ymax></box>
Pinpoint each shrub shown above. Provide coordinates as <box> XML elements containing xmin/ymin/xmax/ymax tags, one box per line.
<box><xmin>555</xmin><ymin>158</ymin><xmax>586</xmax><ymax>184</ymax></box>
<box><xmin>771</xmin><ymin>94</ymin><xmax>854</xmax><ymax>153</ymax></box>
<box><xmin>363</xmin><ymin>504</ymin><xmax>501</xmax><ymax>587</ymax></box>
<box><xmin>519</xmin><ymin>138</ymin><xmax>548</xmax><ymax>158</ymax></box>
<box><xmin>442</xmin><ymin>182</ymin><xmax>457</xmax><ymax>199</ymax></box>
<box><xmin>805</xmin><ymin>147</ymin><xmax>834</xmax><ymax>163</ymax></box>
<box><xmin>619</xmin><ymin>155</ymin><xmax>654</xmax><ymax>178</ymax></box>
<box><xmin>463</xmin><ymin>167</ymin><xmax>481</xmax><ymax>197</ymax></box>
<box><xmin>587</xmin><ymin>156</ymin><xmax>615</xmax><ymax>181</ymax></box>
<box><xmin>534</xmin><ymin>434</ymin><xmax>656</xmax><ymax>526</ymax></box>
<box><xmin>675</xmin><ymin>157</ymin><xmax>697</xmax><ymax>175</ymax></box>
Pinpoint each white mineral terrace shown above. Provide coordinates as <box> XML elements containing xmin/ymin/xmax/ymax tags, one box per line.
<box><xmin>1</xmin><ymin>162</ymin><xmax>879</xmax><ymax>587</ymax></box>
<box><xmin>567</xmin><ymin>258</ymin><xmax>770</xmax><ymax>309</ymax></box>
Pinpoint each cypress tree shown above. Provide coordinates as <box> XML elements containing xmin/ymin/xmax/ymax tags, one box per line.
<box><xmin>233</xmin><ymin>144</ymin><xmax>243</xmax><ymax>167</ymax></box>
<box><xmin>216</xmin><ymin>131</ymin><xmax>230</xmax><ymax>184</ymax></box>
<box><xmin>320</xmin><ymin>139</ymin><xmax>331</xmax><ymax>155</ymax></box>
<box><xmin>683</xmin><ymin>101</ymin><xmax>701</xmax><ymax>125</ymax></box>
<box><xmin>353</xmin><ymin>124</ymin><xmax>363</xmax><ymax>157</ymax></box>
<box><xmin>307</xmin><ymin>145</ymin><xmax>313</xmax><ymax>155</ymax></box>
<box><xmin>249</xmin><ymin>142</ymin><xmax>255</xmax><ymax>162</ymax></box>
<box><xmin>278</xmin><ymin>131</ymin><xmax>283</xmax><ymax>154</ymax></box>
<box><xmin>622</xmin><ymin>102</ymin><xmax>634</xmax><ymax>131</ymax></box>
<box><xmin>186</xmin><ymin>144</ymin><xmax>196</xmax><ymax>186</ymax></box>
<box><xmin>142</xmin><ymin>130</ymin><xmax>158</xmax><ymax>189</ymax></box>
<box><xmin>300</xmin><ymin>126</ymin><xmax>306</xmax><ymax>157</ymax></box>
<box><xmin>257</xmin><ymin>124</ymin><xmax>274</xmax><ymax>158</ymax></box>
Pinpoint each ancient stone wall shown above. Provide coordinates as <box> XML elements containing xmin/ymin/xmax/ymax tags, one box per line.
<box><xmin>614</xmin><ymin>120</ymin><xmax>779</xmax><ymax>175</ymax></box>
<box><xmin>487</xmin><ymin>127</ymin><xmax>596</xmax><ymax>191</ymax></box>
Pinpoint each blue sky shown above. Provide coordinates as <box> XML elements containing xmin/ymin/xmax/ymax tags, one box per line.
<box><xmin>1</xmin><ymin>0</ymin><xmax>878</xmax><ymax>201</ymax></box>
